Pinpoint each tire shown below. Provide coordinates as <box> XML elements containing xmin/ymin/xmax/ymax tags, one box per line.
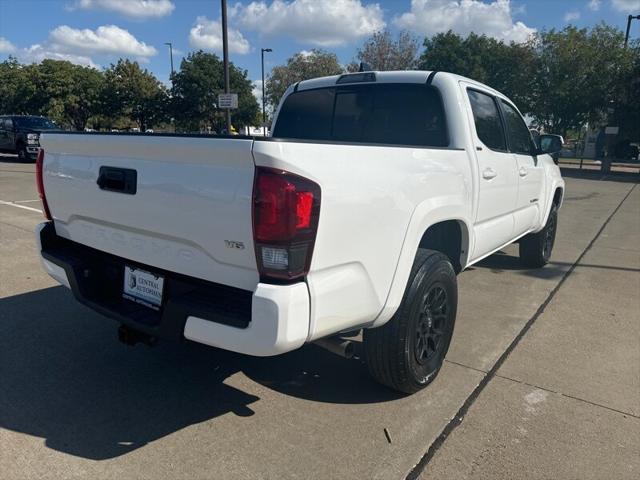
<box><xmin>16</xmin><ymin>143</ymin><xmax>27</xmax><ymax>162</ymax></box>
<box><xmin>363</xmin><ymin>249</ymin><xmax>457</xmax><ymax>394</ymax></box>
<box><xmin>519</xmin><ymin>203</ymin><xmax>558</xmax><ymax>268</ymax></box>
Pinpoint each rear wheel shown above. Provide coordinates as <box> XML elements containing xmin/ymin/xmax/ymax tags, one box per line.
<box><xmin>519</xmin><ymin>203</ymin><xmax>558</xmax><ymax>268</ymax></box>
<box><xmin>363</xmin><ymin>249</ymin><xmax>457</xmax><ymax>394</ymax></box>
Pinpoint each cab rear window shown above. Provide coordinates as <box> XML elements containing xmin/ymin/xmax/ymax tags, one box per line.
<box><xmin>273</xmin><ymin>83</ymin><xmax>449</xmax><ymax>148</ymax></box>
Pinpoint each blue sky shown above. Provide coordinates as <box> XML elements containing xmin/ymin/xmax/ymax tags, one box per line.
<box><xmin>1</xmin><ymin>0</ymin><xmax>639</xmax><ymax>96</ymax></box>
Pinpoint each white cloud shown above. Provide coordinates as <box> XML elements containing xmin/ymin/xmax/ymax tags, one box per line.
<box><xmin>189</xmin><ymin>16</ymin><xmax>251</xmax><ymax>55</ymax></box>
<box><xmin>611</xmin><ymin>0</ymin><xmax>640</xmax><ymax>12</ymax></box>
<box><xmin>10</xmin><ymin>25</ymin><xmax>156</xmax><ymax>68</ymax></box>
<box><xmin>588</xmin><ymin>0</ymin><xmax>601</xmax><ymax>11</ymax></box>
<box><xmin>394</xmin><ymin>0</ymin><xmax>536</xmax><ymax>44</ymax></box>
<box><xmin>564</xmin><ymin>11</ymin><xmax>581</xmax><ymax>22</ymax></box>
<box><xmin>48</xmin><ymin>25</ymin><xmax>157</xmax><ymax>57</ymax></box>
<box><xmin>71</xmin><ymin>0</ymin><xmax>175</xmax><ymax>18</ymax></box>
<box><xmin>21</xmin><ymin>44</ymin><xmax>99</xmax><ymax>68</ymax></box>
<box><xmin>0</xmin><ymin>37</ymin><xmax>16</xmax><ymax>53</ymax></box>
<box><xmin>252</xmin><ymin>79</ymin><xmax>264</xmax><ymax>106</ymax></box>
<box><xmin>232</xmin><ymin>0</ymin><xmax>385</xmax><ymax>47</ymax></box>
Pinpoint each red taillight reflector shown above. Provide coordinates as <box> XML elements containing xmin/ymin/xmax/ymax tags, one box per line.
<box><xmin>36</xmin><ymin>149</ymin><xmax>52</xmax><ymax>221</ymax></box>
<box><xmin>253</xmin><ymin>168</ymin><xmax>321</xmax><ymax>281</ymax></box>
<box><xmin>295</xmin><ymin>191</ymin><xmax>313</xmax><ymax>229</ymax></box>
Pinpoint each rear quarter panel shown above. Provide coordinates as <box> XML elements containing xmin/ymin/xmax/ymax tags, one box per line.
<box><xmin>252</xmin><ymin>140</ymin><xmax>472</xmax><ymax>340</ymax></box>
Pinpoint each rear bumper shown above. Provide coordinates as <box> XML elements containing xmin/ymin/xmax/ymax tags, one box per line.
<box><xmin>36</xmin><ymin>222</ymin><xmax>310</xmax><ymax>356</ymax></box>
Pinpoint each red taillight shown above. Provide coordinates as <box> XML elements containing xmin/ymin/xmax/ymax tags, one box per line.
<box><xmin>36</xmin><ymin>149</ymin><xmax>52</xmax><ymax>221</ymax></box>
<box><xmin>253</xmin><ymin>167</ymin><xmax>321</xmax><ymax>281</ymax></box>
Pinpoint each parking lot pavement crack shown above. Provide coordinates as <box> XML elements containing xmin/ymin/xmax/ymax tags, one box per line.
<box><xmin>444</xmin><ymin>359</ymin><xmax>489</xmax><ymax>375</ymax></box>
<box><xmin>0</xmin><ymin>219</ymin><xmax>35</xmax><ymax>234</ymax></box>
<box><xmin>493</xmin><ymin>373</ymin><xmax>640</xmax><ymax>419</ymax></box>
<box><xmin>406</xmin><ymin>182</ymin><xmax>638</xmax><ymax>480</ymax></box>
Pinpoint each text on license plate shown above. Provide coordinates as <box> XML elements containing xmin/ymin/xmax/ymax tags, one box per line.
<box><xmin>123</xmin><ymin>266</ymin><xmax>164</xmax><ymax>310</ymax></box>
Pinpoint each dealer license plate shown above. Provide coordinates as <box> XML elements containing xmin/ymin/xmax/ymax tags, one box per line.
<box><xmin>123</xmin><ymin>266</ymin><xmax>164</xmax><ymax>310</ymax></box>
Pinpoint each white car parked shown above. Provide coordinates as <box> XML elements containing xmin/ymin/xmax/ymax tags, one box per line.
<box><xmin>36</xmin><ymin>71</ymin><xmax>564</xmax><ymax>393</ymax></box>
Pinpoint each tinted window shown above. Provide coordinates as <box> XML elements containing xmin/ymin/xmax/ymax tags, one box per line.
<box><xmin>500</xmin><ymin>100</ymin><xmax>533</xmax><ymax>155</ymax></box>
<box><xmin>467</xmin><ymin>90</ymin><xmax>506</xmax><ymax>151</ymax></box>
<box><xmin>14</xmin><ymin>117</ymin><xmax>57</xmax><ymax>130</ymax></box>
<box><xmin>274</xmin><ymin>84</ymin><xmax>448</xmax><ymax>147</ymax></box>
<box><xmin>0</xmin><ymin>118</ymin><xmax>11</xmax><ymax>130</ymax></box>
<box><xmin>271</xmin><ymin>88</ymin><xmax>334</xmax><ymax>141</ymax></box>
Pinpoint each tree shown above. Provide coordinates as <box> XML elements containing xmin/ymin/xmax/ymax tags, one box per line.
<box><xmin>171</xmin><ymin>51</ymin><xmax>258</xmax><ymax>132</ymax></box>
<box><xmin>530</xmin><ymin>25</ymin><xmax>631</xmax><ymax>135</ymax></box>
<box><xmin>419</xmin><ymin>31</ymin><xmax>538</xmax><ymax>113</ymax></box>
<box><xmin>355</xmin><ymin>30</ymin><xmax>420</xmax><ymax>71</ymax></box>
<box><xmin>103</xmin><ymin>59</ymin><xmax>168</xmax><ymax>131</ymax></box>
<box><xmin>0</xmin><ymin>57</ymin><xmax>40</xmax><ymax>115</ymax></box>
<box><xmin>617</xmin><ymin>41</ymin><xmax>640</xmax><ymax>141</ymax></box>
<box><xmin>35</xmin><ymin>60</ymin><xmax>104</xmax><ymax>130</ymax></box>
<box><xmin>265</xmin><ymin>49</ymin><xmax>343</xmax><ymax>110</ymax></box>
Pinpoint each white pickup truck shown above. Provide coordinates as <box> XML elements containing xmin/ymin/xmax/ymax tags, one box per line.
<box><xmin>36</xmin><ymin>71</ymin><xmax>564</xmax><ymax>393</ymax></box>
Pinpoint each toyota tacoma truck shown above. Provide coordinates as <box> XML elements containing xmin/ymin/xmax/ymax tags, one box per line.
<box><xmin>35</xmin><ymin>71</ymin><xmax>564</xmax><ymax>393</ymax></box>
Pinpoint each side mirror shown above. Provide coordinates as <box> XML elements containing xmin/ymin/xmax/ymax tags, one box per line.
<box><xmin>537</xmin><ymin>134</ymin><xmax>563</xmax><ymax>154</ymax></box>
<box><xmin>536</xmin><ymin>134</ymin><xmax>563</xmax><ymax>164</ymax></box>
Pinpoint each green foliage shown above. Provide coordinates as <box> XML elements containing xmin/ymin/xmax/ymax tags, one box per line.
<box><xmin>103</xmin><ymin>59</ymin><xmax>168</xmax><ymax>131</ymax></box>
<box><xmin>617</xmin><ymin>41</ymin><xmax>640</xmax><ymax>140</ymax></box>
<box><xmin>531</xmin><ymin>25</ymin><xmax>632</xmax><ymax>135</ymax></box>
<box><xmin>0</xmin><ymin>57</ymin><xmax>40</xmax><ymax>115</ymax></box>
<box><xmin>39</xmin><ymin>60</ymin><xmax>105</xmax><ymax>130</ymax></box>
<box><xmin>170</xmin><ymin>51</ymin><xmax>259</xmax><ymax>132</ymax></box>
<box><xmin>355</xmin><ymin>30</ymin><xmax>420</xmax><ymax>71</ymax></box>
<box><xmin>265</xmin><ymin>49</ymin><xmax>343</xmax><ymax>110</ymax></box>
<box><xmin>419</xmin><ymin>31</ymin><xmax>538</xmax><ymax>113</ymax></box>
<box><xmin>419</xmin><ymin>26</ymin><xmax>635</xmax><ymax>137</ymax></box>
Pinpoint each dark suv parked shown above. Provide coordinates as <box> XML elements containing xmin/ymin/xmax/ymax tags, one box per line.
<box><xmin>0</xmin><ymin>115</ymin><xmax>59</xmax><ymax>161</ymax></box>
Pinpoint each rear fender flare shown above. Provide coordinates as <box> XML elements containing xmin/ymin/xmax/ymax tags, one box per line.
<box><xmin>370</xmin><ymin>199</ymin><xmax>471</xmax><ymax>328</ymax></box>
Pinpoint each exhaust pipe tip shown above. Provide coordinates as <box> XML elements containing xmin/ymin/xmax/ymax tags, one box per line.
<box><xmin>314</xmin><ymin>337</ymin><xmax>355</xmax><ymax>359</ymax></box>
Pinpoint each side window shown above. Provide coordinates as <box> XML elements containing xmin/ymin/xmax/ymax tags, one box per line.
<box><xmin>467</xmin><ymin>90</ymin><xmax>506</xmax><ymax>151</ymax></box>
<box><xmin>500</xmin><ymin>100</ymin><xmax>534</xmax><ymax>155</ymax></box>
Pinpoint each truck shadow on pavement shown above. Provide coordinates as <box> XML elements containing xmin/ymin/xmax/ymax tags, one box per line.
<box><xmin>0</xmin><ymin>286</ymin><xmax>399</xmax><ymax>461</ymax></box>
<box><xmin>475</xmin><ymin>251</ymin><xmax>567</xmax><ymax>279</ymax></box>
<box><xmin>475</xmin><ymin>250</ymin><xmax>639</xmax><ymax>277</ymax></box>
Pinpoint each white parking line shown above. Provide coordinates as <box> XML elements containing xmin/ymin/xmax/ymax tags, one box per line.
<box><xmin>0</xmin><ymin>200</ymin><xmax>42</xmax><ymax>213</ymax></box>
<box><xmin>14</xmin><ymin>199</ymin><xmax>40</xmax><ymax>204</ymax></box>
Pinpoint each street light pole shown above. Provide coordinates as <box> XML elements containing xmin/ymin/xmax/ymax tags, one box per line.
<box><xmin>261</xmin><ymin>48</ymin><xmax>272</xmax><ymax>136</ymax></box>
<box><xmin>164</xmin><ymin>42</ymin><xmax>174</xmax><ymax>80</ymax></box>
<box><xmin>624</xmin><ymin>15</ymin><xmax>640</xmax><ymax>48</ymax></box>
<box><xmin>221</xmin><ymin>0</ymin><xmax>231</xmax><ymax>133</ymax></box>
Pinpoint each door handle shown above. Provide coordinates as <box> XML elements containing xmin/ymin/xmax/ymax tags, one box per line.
<box><xmin>482</xmin><ymin>168</ymin><xmax>497</xmax><ymax>180</ymax></box>
<box><xmin>519</xmin><ymin>167</ymin><xmax>528</xmax><ymax>177</ymax></box>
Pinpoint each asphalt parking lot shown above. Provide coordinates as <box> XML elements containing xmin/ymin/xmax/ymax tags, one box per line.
<box><xmin>1</xmin><ymin>153</ymin><xmax>638</xmax><ymax>479</ymax></box>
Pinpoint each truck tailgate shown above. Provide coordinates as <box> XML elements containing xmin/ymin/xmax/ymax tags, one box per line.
<box><xmin>39</xmin><ymin>133</ymin><xmax>259</xmax><ymax>291</ymax></box>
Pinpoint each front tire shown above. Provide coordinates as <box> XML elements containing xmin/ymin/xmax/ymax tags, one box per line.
<box><xmin>519</xmin><ymin>203</ymin><xmax>558</xmax><ymax>268</ymax></box>
<box><xmin>16</xmin><ymin>143</ymin><xmax>28</xmax><ymax>162</ymax></box>
<box><xmin>364</xmin><ymin>249</ymin><xmax>457</xmax><ymax>394</ymax></box>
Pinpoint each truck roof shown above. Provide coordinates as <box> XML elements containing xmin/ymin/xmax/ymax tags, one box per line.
<box><xmin>296</xmin><ymin>70</ymin><xmax>506</xmax><ymax>99</ymax></box>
